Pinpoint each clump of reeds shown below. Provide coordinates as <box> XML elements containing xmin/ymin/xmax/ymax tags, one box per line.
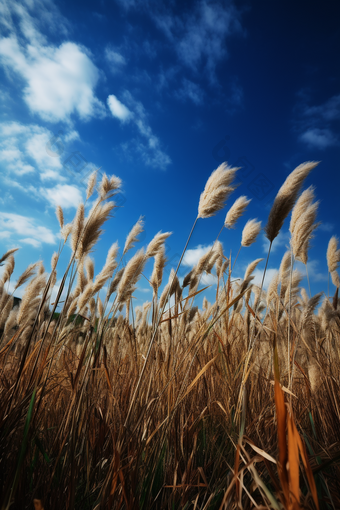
<box><xmin>0</xmin><ymin>161</ymin><xmax>339</xmax><ymax>510</ymax></box>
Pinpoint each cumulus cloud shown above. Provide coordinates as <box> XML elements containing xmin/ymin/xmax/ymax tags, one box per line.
<box><xmin>0</xmin><ymin>121</ymin><xmax>92</xmax><ymax>210</ymax></box>
<box><xmin>182</xmin><ymin>244</ymin><xmax>213</xmax><ymax>267</ymax></box>
<box><xmin>107</xmin><ymin>94</ymin><xmax>132</xmax><ymax>122</ymax></box>
<box><xmin>40</xmin><ymin>184</ymin><xmax>83</xmax><ymax>209</ymax></box>
<box><xmin>0</xmin><ymin>122</ymin><xmax>70</xmax><ymax>180</ymax></box>
<box><xmin>252</xmin><ymin>267</ymin><xmax>279</xmax><ymax>289</ymax></box>
<box><xmin>0</xmin><ymin>2</ymin><xmax>105</xmax><ymax>123</ymax></box>
<box><xmin>0</xmin><ymin>212</ymin><xmax>56</xmax><ymax>246</ymax></box>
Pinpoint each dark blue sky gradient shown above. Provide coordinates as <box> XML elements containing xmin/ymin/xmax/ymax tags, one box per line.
<box><xmin>0</xmin><ymin>0</ymin><xmax>339</xmax><ymax>306</ymax></box>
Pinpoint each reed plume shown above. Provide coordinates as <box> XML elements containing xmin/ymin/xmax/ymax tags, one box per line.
<box><xmin>56</xmin><ymin>205</ymin><xmax>64</xmax><ymax>229</ymax></box>
<box><xmin>327</xmin><ymin>236</ymin><xmax>340</xmax><ymax>274</ymax></box>
<box><xmin>291</xmin><ymin>200</ymin><xmax>319</xmax><ymax>263</ymax></box>
<box><xmin>86</xmin><ymin>169</ymin><xmax>97</xmax><ymax>200</ymax></box>
<box><xmin>3</xmin><ymin>307</ymin><xmax>18</xmax><ymax>337</ymax></box>
<box><xmin>265</xmin><ymin>161</ymin><xmax>318</xmax><ymax>242</ymax></box>
<box><xmin>289</xmin><ymin>186</ymin><xmax>315</xmax><ymax>236</ymax></box>
<box><xmin>0</xmin><ymin>248</ymin><xmax>18</xmax><ymax>266</ymax></box>
<box><xmin>117</xmin><ymin>249</ymin><xmax>146</xmax><ymax>302</ymax></box>
<box><xmin>61</xmin><ymin>222</ymin><xmax>73</xmax><ymax>242</ymax></box>
<box><xmin>0</xmin><ymin>255</ymin><xmax>15</xmax><ymax>285</ymax></box>
<box><xmin>150</xmin><ymin>246</ymin><xmax>166</xmax><ymax>292</ymax></box>
<box><xmin>14</xmin><ymin>263</ymin><xmax>38</xmax><ymax>290</ymax></box>
<box><xmin>71</xmin><ymin>203</ymin><xmax>85</xmax><ymax>255</ymax></box>
<box><xmin>108</xmin><ymin>267</ymin><xmax>124</xmax><ymax>298</ymax></box>
<box><xmin>244</xmin><ymin>258</ymin><xmax>263</xmax><ymax>280</ymax></box>
<box><xmin>99</xmin><ymin>172</ymin><xmax>122</xmax><ymax>198</ymax></box>
<box><xmin>224</xmin><ymin>196</ymin><xmax>251</xmax><ymax>229</ymax></box>
<box><xmin>93</xmin><ymin>242</ymin><xmax>119</xmax><ymax>293</ymax></box>
<box><xmin>146</xmin><ymin>231</ymin><xmax>172</xmax><ymax>258</ymax></box>
<box><xmin>241</xmin><ymin>219</ymin><xmax>262</xmax><ymax>247</ymax></box>
<box><xmin>17</xmin><ymin>273</ymin><xmax>46</xmax><ymax>325</ymax></box>
<box><xmin>81</xmin><ymin>202</ymin><xmax>115</xmax><ymax>256</ymax></box>
<box><xmin>197</xmin><ymin>162</ymin><xmax>238</xmax><ymax>219</ymax></box>
<box><xmin>123</xmin><ymin>216</ymin><xmax>144</xmax><ymax>255</ymax></box>
<box><xmin>85</xmin><ymin>257</ymin><xmax>95</xmax><ymax>282</ymax></box>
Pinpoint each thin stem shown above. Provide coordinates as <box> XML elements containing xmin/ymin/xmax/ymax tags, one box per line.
<box><xmin>287</xmin><ymin>248</ymin><xmax>294</xmax><ymax>387</ymax></box>
<box><xmin>305</xmin><ymin>262</ymin><xmax>311</xmax><ymax>297</ymax></box>
<box><xmin>231</xmin><ymin>245</ymin><xmax>242</xmax><ymax>275</ymax></box>
<box><xmin>236</xmin><ymin>240</ymin><xmax>272</xmax><ymax>418</ymax></box>
<box><xmin>124</xmin><ymin>216</ymin><xmax>199</xmax><ymax>428</ymax></box>
<box><xmin>328</xmin><ymin>271</ymin><xmax>330</xmax><ymax>299</ymax></box>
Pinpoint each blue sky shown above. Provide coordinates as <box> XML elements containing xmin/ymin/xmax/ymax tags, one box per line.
<box><xmin>0</xmin><ymin>0</ymin><xmax>339</xmax><ymax>309</ymax></box>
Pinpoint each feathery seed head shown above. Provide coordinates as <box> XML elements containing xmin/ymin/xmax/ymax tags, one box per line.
<box><xmin>123</xmin><ymin>216</ymin><xmax>144</xmax><ymax>255</ymax></box>
<box><xmin>56</xmin><ymin>205</ymin><xmax>64</xmax><ymax>229</ymax></box>
<box><xmin>327</xmin><ymin>236</ymin><xmax>340</xmax><ymax>274</ymax></box>
<box><xmin>331</xmin><ymin>270</ymin><xmax>340</xmax><ymax>288</ymax></box>
<box><xmin>291</xmin><ymin>201</ymin><xmax>319</xmax><ymax>262</ymax></box>
<box><xmin>0</xmin><ymin>248</ymin><xmax>18</xmax><ymax>266</ymax></box>
<box><xmin>244</xmin><ymin>258</ymin><xmax>263</xmax><ymax>280</ymax></box>
<box><xmin>85</xmin><ymin>257</ymin><xmax>95</xmax><ymax>282</ymax></box>
<box><xmin>86</xmin><ymin>170</ymin><xmax>97</xmax><ymax>200</ymax></box>
<box><xmin>117</xmin><ymin>249</ymin><xmax>146</xmax><ymax>301</ymax></box>
<box><xmin>241</xmin><ymin>219</ymin><xmax>262</xmax><ymax>247</ymax></box>
<box><xmin>198</xmin><ymin>162</ymin><xmax>238</xmax><ymax>219</ymax></box>
<box><xmin>150</xmin><ymin>245</ymin><xmax>166</xmax><ymax>292</ymax></box>
<box><xmin>265</xmin><ymin>161</ymin><xmax>319</xmax><ymax>242</ymax></box>
<box><xmin>290</xmin><ymin>186</ymin><xmax>315</xmax><ymax>236</ymax></box>
<box><xmin>146</xmin><ymin>231</ymin><xmax>172</xmax><ymax>258</ymax></box>
<box><xmin>224</xmin><ymin>196</ymin><xmax>251</xmax><ymax>229</ymax></box>
<box><xmin>71</xmin><ymin>203</ymin><xmax>85</xmax><ymax>255</ymax></box>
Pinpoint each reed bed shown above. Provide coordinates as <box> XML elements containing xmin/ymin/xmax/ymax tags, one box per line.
<box><xmin>0</xmin><ymin>163</ymin><xmax>339</xmax><ymax>510</ymax></box>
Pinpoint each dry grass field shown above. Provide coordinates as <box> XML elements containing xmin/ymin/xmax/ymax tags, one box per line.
<box><xmin>0</xmin><ymin>162</ymin><xmax>340</xmax><ymax>509</ymax></box>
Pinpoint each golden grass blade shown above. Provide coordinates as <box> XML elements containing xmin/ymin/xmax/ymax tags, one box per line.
<box><xmin>273</xmin><ymin>342</ymin><xmax>290</xmax><ymax>503</ymax></box>
<box><xmin>287</xmin><ymin>412</ymin><xmax>300</xmax><ymax>506</ymax></box>
<box><xmin>245</xmin><ymin>441</ymin><xmax>277</xmax><ymax>464</ymax></box>
<box><xmin>180</xmin><ymin>355</ymin><xmax>218</xmax><ymax>402</ymax></box>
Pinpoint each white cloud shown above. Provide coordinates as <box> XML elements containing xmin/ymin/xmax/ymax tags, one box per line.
<box><xmin>295</xmin><ymin>259</ymin><xmax>328</xmax><ymax>283</ymax></box>
<box><xmin>252</xmin><ymin>267</ymin><xmax>279</xmax><ymax>290</ymax></box>
<box><xmin>300</xmin><ymin>128</ymin><xmax>338</xmax><ymax>149</ymax></box>
<box><xmin>118</xmin><ymin>90</ymin><xmax>171</xmax><ymax>169</ymax></box>
<box><xmin>41</xmin><ymin>184</ymin><xmax>83</xmax><ymax>209</ymax></box>
<box><xmin>114</xmin><ymin>1</ymin><xmax>243</xmax><ymax>82</ymax></box>
<box><xmin>303</xmin><ymin>94</ymin><xmax>340</xmax><ymax>122</ymax></box>
<box><xmin>105</xmin><ymin>47</ymin><xmax>126</xmax><ymax>69</ymax></box>
<box><xmin>107</xmin><ymin>94</ymin><xmax>132</xmax><ymax>122</ymax></box>
<box><xmin>0</xmin><ymin>2</ymin><xmax>105</xmax><ymax>123</ymax></box>
<box><xmin>154</xmin><ymin>1</ymin><xmax>243</xmax><ymax>81</ymax></box>
<box><xmin>20</xmin><ymin>237</ymin><xmax>42</xmax><ymax>248</ymax></box>
<box><xmin>318</xmin><ymin>222</ymin><xmax>333</xmax><ymax>232</ymax></box>
<box><xmin>201</xmin><ymin>273</ymin><xmax>217</xmax><ymax>286</ymax></box>
<box><xmin>0</xmin><ymin>122</ymin><xmax>68</xmax><ymax>180</ymax></box>
<box><xmin>296</xmin><ymin>93</ymin><xmax>340</xmax><ymax>149</ymax></box>
<box><xmin>0</xmin><ymin>230</ymin><xmax>11</xmax><ymax>239</ymax></box>
<box><xmin>0</xmin><ymin>212</ymin><xmax>56</xmax><ymax>245</ymax></box>
<box><xmin>176</xmin><ymin>78</ymin><xmax>204</xmax><ymax>105</ymax></box>
<box><xmin>262</xmin><ymin>231</ymin><xmax>290</xmax><ymax>254</ymax></box>
<box><xmin>182</xmin><ymin>244</ymin><xmax>213</xmax><ymax>267</ymax></box>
